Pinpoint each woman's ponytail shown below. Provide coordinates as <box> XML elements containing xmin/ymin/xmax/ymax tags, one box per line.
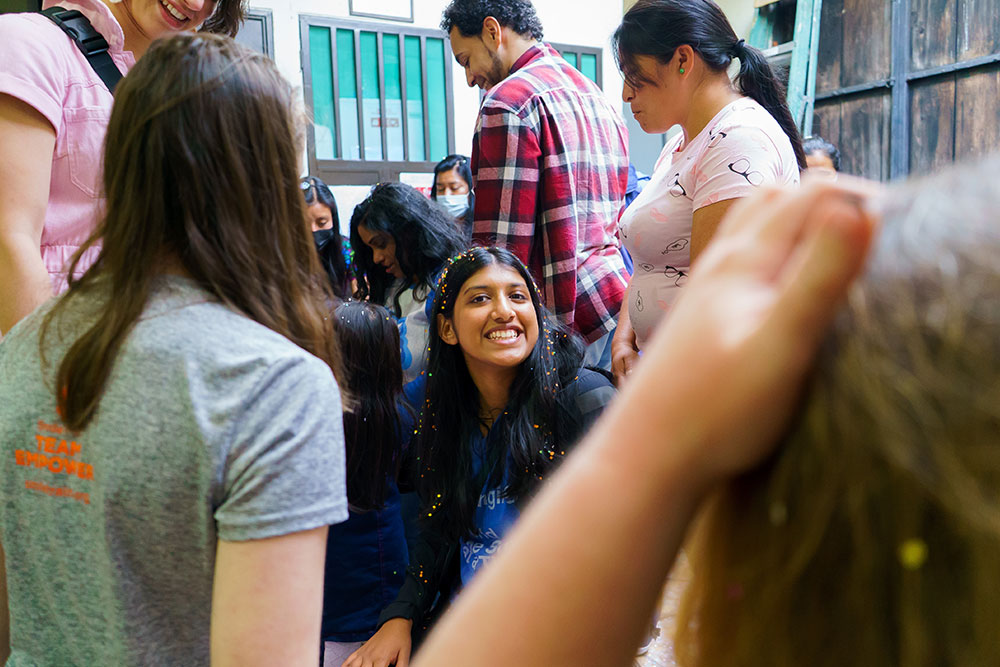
<box><xmin>734</xmin><ymin>40</ymin><xmax>807</xmax><ymax>170</ymax></box>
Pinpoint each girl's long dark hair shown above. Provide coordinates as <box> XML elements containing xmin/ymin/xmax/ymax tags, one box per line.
<box><xmin>613</xmin><ymin>0</ymin><xmax>806</xmax><ymax>170</ymax></box>
<box><xmin>350</xmin><ymin>182</ymin><xmax>466</xmax><ymax>316</ymax></box>
<box><xmin>415</xmin><ymin>247</ymin><xmax>586</xmax><ymax>541</ymax></box>
<box><xmin>41</xmin><ymin>34</ymin><xmax>341</xmax><ymax>431</ymax></box>
<box><xmin>303</xmin><ymin>175</ymin><xmax>351</xmax><ymax>298</ymax></box>
<box><xmin>334</xmin><ymin>301</ymin><xmax>405</xmax><ymax>511</ymax></box>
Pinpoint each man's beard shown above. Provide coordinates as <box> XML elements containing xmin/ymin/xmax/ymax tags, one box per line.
<box><xmin>485</xmin><ymin>51</ymin><xmax>507</xmax><ymax>89</ymax></box>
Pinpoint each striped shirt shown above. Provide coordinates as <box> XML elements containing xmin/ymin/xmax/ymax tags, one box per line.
<box><xmin>471</xmin><ymin>44</ymin><xmax>630</xmax><ymax>343</ymax></box>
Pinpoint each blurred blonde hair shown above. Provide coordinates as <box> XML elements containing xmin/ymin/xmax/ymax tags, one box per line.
<box><xmin>676</xmin><ymin>157</ymin><xmax>1000</xmax><ymax>666</ymax></box>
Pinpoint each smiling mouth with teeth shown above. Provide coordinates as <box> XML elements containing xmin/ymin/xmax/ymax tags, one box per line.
<box><xmin>160</xmin><ymin>0</ymin><xmax>188</xmax><ymax>22</ymax></box>
<box><xmin>487</xmin><ymin>330</ymin><xmax>520</xmax><ymax>340</ymax></box>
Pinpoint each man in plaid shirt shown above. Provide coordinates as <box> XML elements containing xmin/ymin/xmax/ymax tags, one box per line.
<box><xmin>442</xmin><ymin>0</ymin><xmax>630</xmax><ymax>369</ymax></box>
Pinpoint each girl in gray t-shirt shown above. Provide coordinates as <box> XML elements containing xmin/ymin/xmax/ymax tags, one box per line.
<box><xmin>0</xmin><ymin>34</ymin><xmax>348</xmax><ymax>667</ymax></box>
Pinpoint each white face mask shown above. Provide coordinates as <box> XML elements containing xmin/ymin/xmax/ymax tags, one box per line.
<box><xmin>437</xmin><ymin>194</ymin><xmax>469</xmax><ymax>219</ymax></box>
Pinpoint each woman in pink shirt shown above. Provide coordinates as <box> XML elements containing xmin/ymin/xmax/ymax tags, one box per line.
<box><xmin>609</xmin><ymin>0</ymin><xmax>804</xmax><ymax>384</ymax></box>
<box><xmin>0</xmin><ymin>0</ymin><xmax>244</xmax><ymax>335</ymax></box>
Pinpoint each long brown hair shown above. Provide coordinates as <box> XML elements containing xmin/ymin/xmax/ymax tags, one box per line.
<box><xmin>199</xmin><ymin>0</ymin><xmax>247</xmax><ymax>37</ymax></box>
<box><xmin>42</xmin><ymin>34</ymin><xmax>341</xmax><ymax>432</ymax></box>
<box><xmin>676</xmin><ymin>158</ymin><xmax>1000</xmax><ymax>665</ymax></box>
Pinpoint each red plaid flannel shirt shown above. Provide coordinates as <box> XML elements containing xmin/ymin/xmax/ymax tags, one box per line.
<box><xmin>471</xmin><ymin>44</ymin><xmax>629</xmax><ymax>343</ymax></box>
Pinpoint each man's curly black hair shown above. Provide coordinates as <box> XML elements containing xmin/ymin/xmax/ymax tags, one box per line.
<box><xmin>441</xmin><ymin>0</ymin><xmax>544</xmax><ymax>40</ymax></box>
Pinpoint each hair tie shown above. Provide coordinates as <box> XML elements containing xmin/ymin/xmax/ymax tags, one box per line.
<box><xmin>732</xmin><ymin>38</ymin><xmax>746</xmax><ymax>57</ymax></box>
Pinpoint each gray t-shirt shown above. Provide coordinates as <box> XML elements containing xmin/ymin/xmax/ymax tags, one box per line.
<box><xmin>0</xmin><ymin>276</ymin><xmax>349</xmax><ymax>666</ymax></box>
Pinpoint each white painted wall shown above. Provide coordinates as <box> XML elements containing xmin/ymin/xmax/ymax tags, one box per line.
<box><xmin>624</xmin><ymin>0</ymin><xmax>755</xmax><ymax>37</ymax></box>
<box><xmin>715</xmin><ymin>0</ymin><xmax>755</xmax><ymax>38</ymax></box>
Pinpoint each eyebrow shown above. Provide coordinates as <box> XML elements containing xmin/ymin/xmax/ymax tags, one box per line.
<box><xmin>462</xmin><ymin>283</ymin><xmax>527</xmax><ymax>295</ymax></box>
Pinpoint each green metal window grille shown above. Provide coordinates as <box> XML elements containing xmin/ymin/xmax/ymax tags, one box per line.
<box><xmin>359</xmin><ymin>31</ymin><xmax>383</xmax><ymax>160</ymax></box>
<box><xmin>309</xmin><ymin>26</ymin><xmax>336</xmax><ymax>159</ymax></box>
<box><xmin>426</xmin><ymin>38</ymin><xmax>448</xmax><ymax>162</ymax></box>
<box><xmin>405</xmin><ymin>35</ymin><xmax>425</xmax><ymax>161</ymax></box>
<box><xmin>382</xmin><ymin>34</ymin><xmax>404</xmax><ymax>161</ymax></box>
<box><xmin>304</xmin><ymin>18</ymin><xmax>455</xmax><ymax>167</ymax></box>
<box><xmin>336</xmin><ymin>28</ymin><xmax>360</xmax><ymax>159</ymax></box>
<box><xmin>554</xmin><ymin>44</ymin><xmax>603</xmax><ymax>86</ymax></box>
<box><xmin>580</xmin><ymin>53</ymin><xmax>598</xmax><ymax>82</ymax></box>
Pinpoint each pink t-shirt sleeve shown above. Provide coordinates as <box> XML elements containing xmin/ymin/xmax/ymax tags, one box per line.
<box><xmin>0</xmin><ymin>14</ymin><xmax>69</xmax><ymax>133</ymax></box>
<box><xmin>692</xmin><ymin>124</ymin><xmax>794</xmax><ymax>211</ymax></box>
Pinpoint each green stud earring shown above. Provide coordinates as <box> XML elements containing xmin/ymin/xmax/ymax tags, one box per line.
<box><xmin>679</xmin><ymin>67</ymin><xmax>685</xmax><ymax>74</ymax></box>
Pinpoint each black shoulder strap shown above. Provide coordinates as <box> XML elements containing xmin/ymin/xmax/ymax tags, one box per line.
<box><xmin>41</xmin><ymin>6</ymin><xmax>123</xmax><ymax>94</ymax></box>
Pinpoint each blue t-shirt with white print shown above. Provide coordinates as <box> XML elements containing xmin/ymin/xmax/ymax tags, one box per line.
<box><xmin>458</xmin><ymin>368</ymin><xmax>615</xmax><ymax>585</ymax></box>
<box><xmin>460</xmin><ymin>434</ymin><xmax>520</xmax><ymax>584</ymax></box>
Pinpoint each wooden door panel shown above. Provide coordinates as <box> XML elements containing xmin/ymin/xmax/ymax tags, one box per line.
<box><xmin>911</xmin><ymin>0</ymin><xmax>957</xmax><ymax>70</ymax></box>
<box><xmin>812</xmin><ymin>100</ymin><xmax>842</xmax><ymax>147</ymax></box>
<box><xmin>909</xmin><ymin>77</ymin><xmax>957</xmax><ymax>173</ymax></box>
<box><xmin>955</xmin><ymin>64</ymin><xmax>1000</xmax><ymax>162</ymax></box>
<box><xmin>840</xmin><ymin>92</ymin><xmax>891</xmax><ymax>180</ymax></box>
<box><xmin>957</xmin><ymin>0</ymin><xmax>1000</xmax><ymax>62</ymax></box>
<box><xmin>816</xmin><ymin>0</ymin><xmax>844</xmax><ymax>93</ymax></box>
<box><xmin>842</xmin><ymin>0</ymin><xmax>892</xmax><ymax>87</ymax></box>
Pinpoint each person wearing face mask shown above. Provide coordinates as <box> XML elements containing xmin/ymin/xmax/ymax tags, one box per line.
<box><xmin>350</xmin><ymin>182</ymin><xmax>467</xmax><ymax>386</ymax></box>
<box><xmin>0</xmin><ymin>0</ymin><xmax>246</xmax><ymax>336</ymax></box>
<box><xmin>431</xmin><ymin>154</ymin><xmax>475</xmax><ymax>237</ymax></box>
<box><xmin>303</xmin><ymin>176</ymin><xmax>353</xmax><ymax>300</ymax></box>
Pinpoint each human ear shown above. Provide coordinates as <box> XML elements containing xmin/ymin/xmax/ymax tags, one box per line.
<box><xmin>675</xmin><ymin>45</ymin><xmax>694</xmax><ymax>73</ymax></box>
<box><xmin>437</xmin><ymin>313</ymin><xmax>459</xmax><ymax>346</ymax></box>
<box><xmin>482</xmin><ymin>16</ymin><xmax>502</xmax><ymax>49</ymax></box>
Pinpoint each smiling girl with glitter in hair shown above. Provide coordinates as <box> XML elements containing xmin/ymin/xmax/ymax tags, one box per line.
<box><xmin>343</xmin><ymin>246</ymin><xmax>616</xmax><ymax>667</ymax></box>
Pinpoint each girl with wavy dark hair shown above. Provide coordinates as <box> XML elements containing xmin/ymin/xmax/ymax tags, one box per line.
<box><xmin>321</xmin><ymin>300</ymin><xmax>410</xmax><ymax>666</ymax></box>
<box><xmin>302</xmin><ymin>175</ymin><xmax>353</xmax><ymax>299</ymax></box>
<box><xmin>350</xmin><ymin>181</ymin><xmax>466</xmax><ymax>385</ymax></box>
<box><xmin>345</xmin><ymin>246</ymin><xmax>615</xmax><ymax>667</ymax></box>
<box><xmin>0</xmin><ymin>34</ymin><xmax>347</xmax><ymax>666</ymax></box>
<box><xmin>610</xmin><ymin>0</ymin><xmax>803</xmax><ymax>385</ymax></box>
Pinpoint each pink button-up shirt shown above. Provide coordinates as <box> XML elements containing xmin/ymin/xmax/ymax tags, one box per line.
<box><xmin>0</xmin><ymin>0</ymin><xmax>135</xmax><ymax>293</ymax></box>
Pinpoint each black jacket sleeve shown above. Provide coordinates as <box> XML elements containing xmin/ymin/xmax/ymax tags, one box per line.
<box><xmin>376</xmin><ymin>515</ymin><xmax>458</xmax><ymax>628</ymax></box>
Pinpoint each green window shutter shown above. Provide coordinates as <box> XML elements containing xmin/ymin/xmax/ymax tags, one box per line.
<box><xmin>382</xmin><ymin>34</ymin><xmax>404</xmax><ymax>161</ymax></box>
<box><xmin>563</xmin><ymin>51</ymin><xmax>578</xmax><ymax>69</ymax></box>
<box><xmin>308</xmin><ymin>26</ymin><xmax>336</xmax><ymax>159</ymax></box>
<box><xmin>336</xmin><ymin>29</ymin><xmax>360</xmax><ymax>159</ymax></box>
<box><xmin>581</xmin><ymin>53</ymin><xmax>598</xmax><ymax>83</ymax></box>
<box><xmin>360</xmin><ymin>31</ymin><xmax>383</xmax><ymax>160</ymax></box>
<box><xmin>426</xmin><ymin>37</ymin><xmax>448</xmax><ymax>162</ymax></box>
<box><xmin>404</xmin><ymin>35</ymin><xmax>425</xmax><ymax>161</ymax></box>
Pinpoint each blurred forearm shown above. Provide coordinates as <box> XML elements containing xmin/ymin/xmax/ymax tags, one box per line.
<box><xmin>0</xmin><ymin>231</ymin><xmax>51</xmax><ymax>335</ymax></box>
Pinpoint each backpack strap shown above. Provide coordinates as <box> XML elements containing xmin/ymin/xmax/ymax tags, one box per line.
<box><xmin>41</xmin><ymin>6</ymin><xmax>123</xmax><ymax>94</ymax></box>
